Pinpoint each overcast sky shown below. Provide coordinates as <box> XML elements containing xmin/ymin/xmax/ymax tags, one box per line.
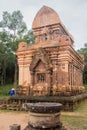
<box><xmin>0</xmin><ymin>0</ymin><xmax>87</xmax><ymax>50</ymax></box>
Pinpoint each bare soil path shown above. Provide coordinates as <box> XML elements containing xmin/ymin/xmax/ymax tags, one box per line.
<box><xmin>0</xmin><ymin>111</ymin><xmax>28</xmax><ymax>130</ymax></box>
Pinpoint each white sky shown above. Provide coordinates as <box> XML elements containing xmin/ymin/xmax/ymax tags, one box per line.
<box><xmin>0</xmin><ymin>0</ymin><xmax>87</xmax><ymax>50</ymax></box>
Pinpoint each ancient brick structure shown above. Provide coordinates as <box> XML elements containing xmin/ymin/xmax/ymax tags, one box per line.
<box><xmin>16</xmin><ymin>6</ymin><xmax>85</xmax><ymax>96</ymax></box>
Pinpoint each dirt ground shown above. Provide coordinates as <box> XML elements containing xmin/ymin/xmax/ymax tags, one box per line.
<box><xmin>0</xmin><ymin>111</ymin><xmax>28</xmax><ymax>130</ymax></box>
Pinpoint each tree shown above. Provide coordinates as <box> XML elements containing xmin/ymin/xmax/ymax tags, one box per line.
<box><xmin>0</xmin><ymin>10</ymin><xmax>34</xmax><ymax>85</ymax></box>
<box><xmin>0</xmin><ymin>31</ymin><xmax>11</xmax><ymax>84</ymax></box>
<box><xmin>1</xmin><ymin>11</ymin><xmax>27</xmax><ymax>38</ymax></box>
<box><xmin>77</xmin><ymin>44</ymin><xmax>87</xmax><ymax>84</ymax></box>
<box><xmin>24</xmin><ymin>30</ymin><xmax>35</xmax><ymax>44</ymax></box>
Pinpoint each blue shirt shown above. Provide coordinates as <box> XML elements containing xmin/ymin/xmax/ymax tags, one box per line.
<box><xmin>9</xmin><ymin>90</ymin><xmax>15</xmax><ymax>96</ymax></box>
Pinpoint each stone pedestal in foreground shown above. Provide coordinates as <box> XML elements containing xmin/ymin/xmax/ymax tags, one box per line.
<box><xmin>24</xmin><ymin>102</ymin><xmax>66</xmax><ymax>130</ymax></box>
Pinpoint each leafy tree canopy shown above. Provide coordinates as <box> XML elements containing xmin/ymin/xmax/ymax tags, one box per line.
<box><xmin>77</xmin><ymin>43</ymin><xmax>87</xmax><ymax>84</ymax></box>
<box><xmin>0</xmin><ymin>11</ymin><xmax>27</xmax><ymax>37</ymax></box>
<box><xmin>0</xmin><ymin>10</ymin><xmax>35</xmax><ymax>85</ymax></box>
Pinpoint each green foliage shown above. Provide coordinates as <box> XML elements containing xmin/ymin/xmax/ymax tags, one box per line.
<box><xmin>0</xmin><ymin>31</ymin><xmax>16</xmax><ymax>85</ymax></box>
<box><xmin>1</xmin><ymin>11</ymin><xmax>27</xmax><ymax>37</ymax></box>
<box><xmin>84</xmin><ymin>84</ymin><xmax>87</xmax><ymax>92</ymax></box>
<box><xmin>0</xmin><ymin>85</ymin><xmax>12</xmax><ymax>98</ymax></box>
<box><xmin>77</xmin><ymin>48</ymin><xmax>87</xmax><ymax>62</ymax></box>
<box><xmin>23</xmin><ymin>30</ymin><xmax>35</xmax><ymax>44</ymax></box>
<box><xmin>77</xmin><ymin>44</ymin><xmax>87</xmax><ymax>84</ymax></box>
<box><xmin>0</xmin><ymin>10</ymin><xmax>35</xmax><ymax>85</ymax></box>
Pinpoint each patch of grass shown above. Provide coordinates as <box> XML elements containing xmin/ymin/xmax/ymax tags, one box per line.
<box><xmin>62</xmin><ymin>115</ymin><xmax>87</xmax><ymax>130</ymax></box>
<box><xmin>61</xmin><ymin>99</ymin><xmax>87</xmax><ymax>130</ymax></box>
<box><xmin>0</xmin><ymin>85</ymin><xmax>13</xmax><ymax>98</ymax></box>
<box><xmin>84</xmin><ymin>84</ymin><xmax>87</xmax><ymax>92</ymax></box>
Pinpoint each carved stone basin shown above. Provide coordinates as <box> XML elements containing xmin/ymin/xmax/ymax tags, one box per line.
<box><xmin>24</xmin><ymin>102</ymin><xmax>66</xmax><ymax>130</ymax></box>
<box><xmin>24</xmin><ymin>102</ymin><xmax>62</xmax><ymax>113</ymax></box>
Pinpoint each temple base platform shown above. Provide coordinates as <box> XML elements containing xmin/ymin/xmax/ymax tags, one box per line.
<box><xmin>5</xmin><ymin>93</ymin><xmax>87</xmax><ymax>111</ymax></box>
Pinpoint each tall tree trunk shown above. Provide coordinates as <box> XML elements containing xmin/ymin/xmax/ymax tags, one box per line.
<box><xmin>3</xmin><ymin>57</ymin><xmax>7</xmax><ymax>85</ymax></box>
<box><xmin>1</xmin><ymin>74</ymin><xmax>3</xmax><ymax>85</ymax></box>
<box><xmin>14</xmin><ymin>59</ymin><xmax>18</xmax><ymax>89</ymax></box>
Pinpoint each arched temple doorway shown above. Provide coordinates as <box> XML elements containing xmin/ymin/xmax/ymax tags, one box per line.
<box><xmin>30</xmin><ymin>48</ymin><xmax>52</xmax><ymax>96</ymax></box>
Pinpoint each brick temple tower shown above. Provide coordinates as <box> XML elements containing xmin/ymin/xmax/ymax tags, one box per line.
<box><xmin>16</xmin><ymin>6</ymin><xmax>85</xmax><ymax>96</ymax></box>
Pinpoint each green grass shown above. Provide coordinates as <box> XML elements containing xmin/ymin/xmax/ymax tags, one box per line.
<box><xmin>61</xmin><ymin>85</ymin><xmax>87</xmax><ymax>130</ymax></box>
<box><xmin>0</xmin><ymin>85</ymin><xmax>13</xmax><ymax>98</ymax></box>
<box><xmin>61</xmin><ymin>99</ymin><xmax>87</xmax><ymax>130</ymax></box>
<box><xmin>84</xmin><ymin>84</ymin><xmax>87</xmax><ymax>92</ymax></box>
